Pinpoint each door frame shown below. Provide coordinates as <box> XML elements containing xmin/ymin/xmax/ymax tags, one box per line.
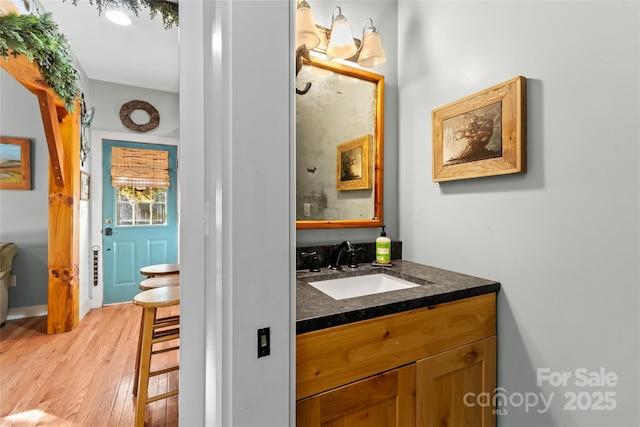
<box><xmin>90</xmin><ymin>130</ymin><xmax>179</xmax><ymax>309</ymax></box>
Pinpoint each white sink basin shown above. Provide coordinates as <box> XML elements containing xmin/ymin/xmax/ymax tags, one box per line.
<box><xmin>308</xmin><ymin>274</ymin><xmax>420</xmax><ymax>300</ymax></box>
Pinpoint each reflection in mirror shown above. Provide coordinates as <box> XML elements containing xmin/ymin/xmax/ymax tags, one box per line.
<box><xmin>296</xmin><ymin>59</ymin><xmax>384</xmax><ymax>229</ymax></box>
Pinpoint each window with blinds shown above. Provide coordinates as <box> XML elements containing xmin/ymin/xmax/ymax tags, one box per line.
<box><xmin>111</xmin><ymin>147</ymin><xmax>170</xmax><ymax>188</ymax></box>
<box><xmin>111</xmin><ymin>147</ymin><xmax>170</xmax><ymax>226</ymax></box>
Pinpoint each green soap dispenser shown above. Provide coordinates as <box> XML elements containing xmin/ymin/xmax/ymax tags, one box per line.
<box><xmin>375</xmin><ymin>225</ymin><xmax>391</xmax><ymax>264</ymax></box>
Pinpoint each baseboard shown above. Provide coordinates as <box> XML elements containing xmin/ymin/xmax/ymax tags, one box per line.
<box><xmin>80</xmin><ymin>298</ymin><xmax>92</xmax><ymax>320</ymax></box>
<box><xmin>7</xmin><ymin>304</ymin><xmax>48</xmax><ymax>320</ymax></box>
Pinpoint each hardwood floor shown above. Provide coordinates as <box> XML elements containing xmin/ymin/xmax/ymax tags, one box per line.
<box><xmin>0</xmin><ymin>303</ymin><xmax>179</xmax><ymax>426</ymax></box>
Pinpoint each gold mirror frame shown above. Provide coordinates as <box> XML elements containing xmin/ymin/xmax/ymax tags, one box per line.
<box><xmin>296</xmin><ymin>59</ymin><xmax>384</xmax><ymax>229</ymax></box>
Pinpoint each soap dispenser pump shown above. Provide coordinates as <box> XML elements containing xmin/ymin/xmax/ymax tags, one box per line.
<box><xmin>375</xmin><ymin>225</ymin><xmax>391</xmax><ymax>265</ymax></box>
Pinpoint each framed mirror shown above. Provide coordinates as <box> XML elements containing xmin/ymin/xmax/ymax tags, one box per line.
<box><xmin>296</xmin><ymin>58</ymin><xmax>384</xmax><ymax>229</ymax></box>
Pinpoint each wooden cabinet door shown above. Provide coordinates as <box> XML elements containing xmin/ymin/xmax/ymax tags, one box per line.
<box><xmin>297</xmin><ymin>364</ymin><xmax>416</xmax><ymax>427</ymax></box>
<box><xmin>416</xmin><ymin>336</ymin><xmax>496</xmax><ymax>427</ymax></box>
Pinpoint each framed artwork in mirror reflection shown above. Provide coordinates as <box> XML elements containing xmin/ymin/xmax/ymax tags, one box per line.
<box><xmin>432</xmin><ymin>76</ymin><xmax>526</xmax><ymax>182</ymax></box>
<box><xmin>336</xmin><ymin>135</ymin><xmax>372</xmax><ymax>191</ymax></box>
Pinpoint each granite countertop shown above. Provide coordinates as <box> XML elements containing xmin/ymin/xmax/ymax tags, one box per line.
<box><xmin>296</xmin><ymin>259</ymin><xmax>500</xmax><ymax>334</ymax></box>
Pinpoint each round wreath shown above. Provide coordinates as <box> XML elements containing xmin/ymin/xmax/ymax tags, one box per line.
<box><xmin>119</xmin><ymin>100</ymin><xmax>160</xmax><ymax>132</ymax></box>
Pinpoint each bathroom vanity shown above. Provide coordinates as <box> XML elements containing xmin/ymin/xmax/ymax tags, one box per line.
<box><xmin>296</xmin><ymin>260</ymin><xmax>500</xmax><ymax>427</ymax></box>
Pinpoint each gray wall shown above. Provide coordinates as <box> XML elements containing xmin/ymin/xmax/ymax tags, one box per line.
<box><xmin>296</xmin><ymin>0</ymin><xmax>399</xmax><ymax>246</ymax></box>
<box><xmin>0</xmin><ymin>71</ymin><xmax>179</xmax><ymax>312</ymax></box>
<box><xmin>0</xmin><ymin>71</ymin><xmax>50</xmax><ymax>309</ymax></box>
<box><xmin>398</xmin><ymin>1</ymin><xmax>639</xmax><ymax>425</ymax></box>
<box><xmin>89</xmin><ymin>79</ymin><xmax>179</xmax><ymax>137</ymax></box>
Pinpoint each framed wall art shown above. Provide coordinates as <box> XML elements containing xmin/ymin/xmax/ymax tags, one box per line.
<box><xmin>0</xmin><ymin>136</ymin><xmax>32</xmax><ymax>190</ymax></box>
<box><xmin>432</xmin><ymin>76</ymin><xmax>526</xmax><ymax>182</ymax></box>
<box><xmin>80</xmin><ymin>171</ymin><xmax>91</xmax><ymax>200</ymax></box>
<box><xmin>336</xmin><ymin>135</ymin><xmax>373</xmax><ymax>191</ymax></box>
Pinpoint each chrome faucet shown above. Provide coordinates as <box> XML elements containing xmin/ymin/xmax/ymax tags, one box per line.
<box><xmin>329</xmin><ymin>240</ymin><xmax>354</xmax><ymax>270</ymax></box>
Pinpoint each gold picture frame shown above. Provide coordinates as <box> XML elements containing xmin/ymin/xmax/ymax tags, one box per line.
<box><xmin>432</xmin><ymin>76</ymin><xmax>526</xmax><ymax>182</ymax></box>
<box><xmin>80</xmin><ymin>171</ymin><xmax>91</xmax><ymax>200</ymax></box>
<box><xmin>336</xmin><ymin>135</ymin><xmax>372</xmax><ymax>191</ymax></box>
<box><xmin>0</xmin><ymin>136</ymin><xmax>32</xmax><ymax>190</ymax></box>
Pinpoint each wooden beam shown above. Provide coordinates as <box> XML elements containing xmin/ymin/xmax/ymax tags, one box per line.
<box><xmin>0</xmin><ymin>54</ymin><xmax>68</xmax><ymax>186</ymax></box>
<box><xmin>0</xmin><ymin>9</ymin><xmax>81</xmax><ymax>334</ymax></box>
<box><xmin>0</xmin><ymin>52</ymin><xmax>67</xmax><ymax>112</ymax></box>
<box><xmin>37</xmin><ymin>90</ymin><xmax>66</xmax><ymax>187</ymax></box>
<box><xmin>47</xmin><ymin>101</ymin><xmax>80</xmax><ymax>334</ymax></box>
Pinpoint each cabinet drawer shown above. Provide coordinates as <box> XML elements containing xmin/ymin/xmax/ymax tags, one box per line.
<box><xmin>297</xmin><ymin>293</ymin><xmax>496</xmax><ymax>400</ymax></box>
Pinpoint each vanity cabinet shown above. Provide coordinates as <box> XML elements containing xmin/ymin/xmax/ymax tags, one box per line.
<box><xmin>296</xmin><ymin>293</ymin><xmax>496</xmax><ymax>427</ymax></box>
<box><xmin>297</xmin><ymin>364</ymin><xmax>416</xmax><ymax>427</ymax></box>
<box><xmin>416</xmin><ymin>336</ymin><xmax>496</xmax><ymax>427</ymax></box>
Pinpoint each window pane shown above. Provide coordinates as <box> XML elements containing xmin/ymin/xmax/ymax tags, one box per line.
<box><xmin>154</xmin><ymin>191</ymin><xmax>166</xmax><ymax>203</ymax></box>
<box><xmin>136</xmin><ymin>204</ymin><xmax>151</xmax><ymax>225</ymax></box>
<box><xmin>115</xmin><ymin>187</ymin><xmax>167</xmax><ymax>226</ymax></box>
<box><xmin>151</xmin><ymin>204</ymin><xmax>166</xmax><ymax>224</ymax></box>
<box><xmin>117</xmin><ymin>202</ymin><xmax>133</xmax><ymax>225</ymax></box>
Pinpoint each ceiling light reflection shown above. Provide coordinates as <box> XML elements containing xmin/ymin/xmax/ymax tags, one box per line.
<box><xmin>106</xmin><ymin>10</ymin><xmax>131</xmax><ymax>26</ymax></box>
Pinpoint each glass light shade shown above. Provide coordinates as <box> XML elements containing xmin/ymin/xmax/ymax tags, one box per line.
<box><xmin>296</xmin><ymin>4</ymin><xmax>320</xmax><ymax>49</ymax></box>
<box><xmin>327</xmin><ymin>17</ymin><xmax>357</xmax><ymax>59</ymax></box>
<box><xmin>357</xmin><ymin>31</ymin><xmax>386</xmax><ymax>68</ymax></box>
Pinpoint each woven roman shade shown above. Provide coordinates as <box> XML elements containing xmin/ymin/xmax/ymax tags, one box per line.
<box><xmin>111</xmin><ymin>147</ymin><xmax>170</xmax><ymax>188</ymax></box>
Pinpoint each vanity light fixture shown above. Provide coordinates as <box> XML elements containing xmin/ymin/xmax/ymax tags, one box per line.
<box><xmin>326</xmin><ymin>7</ymin><xmax>357</xmax><ymax>60</ymax></box>
<box><xmin>357</xmin><ymin>18</ymin><xmax>386</xmax><ymax>68</ymax></box>
<box><xmin>296</xmin><ymin>0</ymin><xmax>320</xmax><ymax>49</ymax></box>
<box><xmin>296</xmin><ymin>2</ymin><xmax>387</xmax><ymax>68</ymax></box>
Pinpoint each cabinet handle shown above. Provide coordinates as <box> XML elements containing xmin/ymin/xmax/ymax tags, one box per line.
<box><xmin>463</xmin><ymin>351</ymin><xmax>478</xmax><ymax>363</ymax></box>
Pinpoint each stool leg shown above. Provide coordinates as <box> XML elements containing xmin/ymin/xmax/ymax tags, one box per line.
<box><xmin>133</xmin><ymin>307</ymin><xmax>144</xmax><ymax>396</ymax></box>
<box><xmin>134</xmin><ymin>306</ymin><xmax>160</xmax><ymax>395</ymax></box>
<box><xmin>136</xmin><ymin>306</ymin><xmax>156</xmax><ymax>427</ymax></box>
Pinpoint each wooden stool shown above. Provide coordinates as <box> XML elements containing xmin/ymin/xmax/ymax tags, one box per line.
<box><xmin>133</xmin><ymin>286</ymin><xmax>180</xmax><ymax>427</ymax></box>
<box><xmin>140</xmin><ymin>263</ymin><xmax>180</xmax><ymax>278</ymax></box>
<box><xmin>133</xmin><ymin>273</ymin><xmax>180</xmax><ymax>396</ymax></box>
<box><xmin>139</xmin><ymin>273</ymin><xmax>180</xmax><ymax>290</ymax></box>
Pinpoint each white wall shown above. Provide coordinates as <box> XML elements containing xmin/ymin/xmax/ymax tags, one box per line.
<box><xmin>179</xmin><ymin>1</ymin><xmax>292</xmax><ymax>425</ymax></box>
<box><xmin>0</xmin><ymin>70</ymin><xmax>179</xmax><ymax>318</ymax></box>
<box><xmin>398</xmin><ymin>1</ymin><xmax>639</xmax><ymax>425</ymax></box>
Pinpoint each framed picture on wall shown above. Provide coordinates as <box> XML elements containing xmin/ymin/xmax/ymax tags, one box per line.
<box><xmin>0</xmin><ymin>136</ymin><xmax>32</xmax><ymax>190</ymax></box>
<box><xmin>336</xmin><ymin>135</ymin><xmax>373</xmax><ymax>191</ymax></box>
<box><xmin>80</xmin><ymin>171</ymin><xmax>91</xmax><ymax>200</ymax></box>
<box><xmin>432</xmin><ymin>76</ymin><xmax>527</xmax><ymax>182</ymax></box>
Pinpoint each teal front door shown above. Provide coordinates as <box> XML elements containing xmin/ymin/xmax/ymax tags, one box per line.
<box><xmin>102</xmin><ymin>140</ymin><xmax>178</xmax><ymax>304</ymax></box>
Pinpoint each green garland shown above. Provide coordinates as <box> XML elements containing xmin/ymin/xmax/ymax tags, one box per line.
<box><xmin>0</xmin><ymin>13</ymin><xmax>81</xmax><ymax>112</ymax></box>
<box><xmin>68</xmin><ymin>0</ymin><xmax>179</xmax><ymax>29</ymax></box>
